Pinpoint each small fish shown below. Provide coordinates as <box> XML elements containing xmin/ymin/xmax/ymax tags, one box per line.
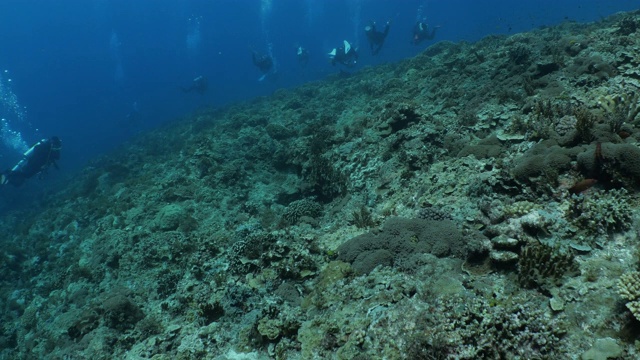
<box><xmin>568</xmin><ymin>179</ymin><xmax>597</xmax><ymax>195</ymax></box>
<box><xmin>618</xmin><ymin>130</ymin><xmax>631</xmax><ymax>139</ymax></box>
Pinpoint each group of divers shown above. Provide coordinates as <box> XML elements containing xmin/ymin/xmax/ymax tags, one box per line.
<box><xmin>182</xmin><ymin>20</ymin><xmax>439</xmax><ymax>94</ymax></box>
<box><xmin>0</xmin><ymin>21</ymin><xmax>437</xmax><ymax>190</ymax></box>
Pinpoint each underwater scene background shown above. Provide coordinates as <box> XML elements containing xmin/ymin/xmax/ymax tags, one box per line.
<box><xmin>0</xmin><ymin>0</ymin><xmax>637</xmax><ymax>183</ymax></box>
<box><xmin>2</xmin><ymin>1</ymin><xmax>640</xmax><ymax>359</ymax></box>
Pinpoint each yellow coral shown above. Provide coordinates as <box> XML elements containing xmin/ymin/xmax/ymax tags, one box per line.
<box><xmin>617</xmin><ymin>271</ymin><xmax>640</xmax><ymax>319</ymax></box>
<box><xmin>504</xmin><ymin>201</ymin><xmax>537</xmax><ymax>217</ymax></box>
<box><xmin>618</xmin><ymin>271</ymin><xmax>640</xmax><ymax>300</ymax></box>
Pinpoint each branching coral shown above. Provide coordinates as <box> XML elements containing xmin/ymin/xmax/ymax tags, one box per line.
<box><xmin>598</xmin><ymin>91</ymin><xmax>640</xmax><ymax>133</ymax></box>
<box><xmin>567</xmin><ymin>189</ymin><xmax>632</xmax><ymax>236</ymax></box>
<box><xmin>303</xmin><ymin>154</ymin><xmax>348</xmax><ymax>202</ymax></box>
<box><xmin>615</xmin><ymin>15</ymin><xmax>640</xmax><ymax>36</ymax></box>
<box><xmin>404</xmin><ymin>293</ymin><xmax>567</xmax><ymax>358</ymax></box>
<box><xmin>617</xmin><ymin>271</ymin><xmax>640</xmax><ymax>320</ymax></box>
<box><xmin>527</xmin><ymin>99</ymin><xmax>574</xmax><ymax>140</ymax></box>
<box><xmin>574</xmin><ymin>106</ymin><xmax>596</xmax><ymax>143</ymax></box>
<box><xmin>349</xmin><ymin>206</ymin><xmax>376</xmax><ymax>229</ymax></box>
<box><xmin>517</xmin><ymin>241</ymin><xmax>577</xmax><ymax>291</ymax></box>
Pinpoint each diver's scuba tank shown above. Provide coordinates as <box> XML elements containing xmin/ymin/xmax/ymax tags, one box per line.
<box><xmin>11</xmin><ymin>139</ymin><xmax>45</xmax><ymax>171</ymax></box>
<box><xmin>23</xmin><ymin>139</ymin><xmax>45</xmax><ymax>157</ymax></box>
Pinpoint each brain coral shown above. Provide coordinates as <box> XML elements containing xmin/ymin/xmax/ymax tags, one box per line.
<box><xmin>337</xmin><ymin>217</ymin><xmax>468</xmax><ymax>274</ymax></box>
<box><xmin>512</xmin><ymin>145</ymin><xmax>576</xmax><ymax>183</ymax></box>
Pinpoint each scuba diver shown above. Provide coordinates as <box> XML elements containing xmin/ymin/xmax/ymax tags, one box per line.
<box><xmin>120</xmin><ymin>101</ymin><xmax>142</xmax><ymax>130</ymax></box>
<box><xmin>296</xmin><ymin>46</ymin><xmax>310</xmax><ymax>66</ymax></box>
<box><xmin>329</xmin><ymin>40</ymin><xmax>358</xmax><ymax>68</ymax></box>
<box><xmin>412</xmin><ymin>21</ymin><xmax>439</xmax><ymax>45</ymax></box>
<box><xmin>1</xmin><ymin>136</ymin><xmax>62</xmax><ymax>187</ymax></box>
<box><xmin>251</xmin><ymin>49</ymin><xmax>277</xmax><ymax>82</ymax></box>
<box><xmin>181</xmin><ymin>76</ymin><xmax>207</xmax><ymax>95</ymax></box>
<box><xmin>364</xmin><ymin>21</ymin><xmax>391</xmax><ymax>55</ymax></box>
<box><xmin>252</xmin><ymin>50</ymin><xmax>274</xmax><ymax>74</ymax></box>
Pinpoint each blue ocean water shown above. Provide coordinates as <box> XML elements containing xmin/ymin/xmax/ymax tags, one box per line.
<box><xmin>0</xmin><ymin>0</ymin><xmax>637</xmax><ymax>195</ymax></box>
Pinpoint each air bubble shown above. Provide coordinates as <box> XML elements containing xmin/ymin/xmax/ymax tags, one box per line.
<box><xmin>0</xmin><ymin>71</ymin><xmax>28</xmax><ymax>152</ymax></box>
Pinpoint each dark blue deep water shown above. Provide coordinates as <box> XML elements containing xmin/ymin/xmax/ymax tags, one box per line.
<box><xmin>0</xmin><ymin>0</ymin><xmax>637</xmax><ymax>206</ymax></box>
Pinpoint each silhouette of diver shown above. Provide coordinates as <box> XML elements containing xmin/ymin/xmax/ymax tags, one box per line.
<box><xmin>365</xmin><ymin>21</ymin><xmax>390</xmax><ymax>55</ymax></box>
<box><xmin>329</xmin><ymin>40</ymin><xmax>358</xmax><ymax>67</ymax></box>
<box><xmin>413</xmin><ymin>21</ymin><xmax>439</xmax><ymax>45</ymax></box>
<box><xmin>120</xmin><ymin>101</ymin><xmax>141</xmax><ymax>129</ymax></box>
<box><xmin>297</xmin><ymin>46</ymin><xmax>309</xmax><ymax>66</ymax></box>
<box><xmin>252</xmin><ymin>51</ymin><xmax>273</xmax><ymax>74</ymax></box>
<box><xmin>181</xmin><ymin>76</ymin><xmax>208</xmax><ymax>95</ymax></box>
<box><xmin>1</xmin><ymin>136</ymin><xmax>62</xmax><ymax>187</ymax></box>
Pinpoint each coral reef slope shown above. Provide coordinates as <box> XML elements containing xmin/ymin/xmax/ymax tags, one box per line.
<box><xmin>3</xmin><ymin>10</ymin><xmax>640</xmax><ymax>360</ymax></box>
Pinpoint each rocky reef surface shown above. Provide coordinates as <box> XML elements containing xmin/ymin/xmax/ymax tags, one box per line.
<box><xmin>3</xmin><ymin>10</ymin><xmax>640</xmax><ymax>360</ymax></box>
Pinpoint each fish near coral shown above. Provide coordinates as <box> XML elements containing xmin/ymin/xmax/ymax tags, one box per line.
<box><xmin>618</xmin><ymin>130</ymin><xmax>631</xmax><ymax>139</ymax></box>
<box><xmin>568</xmin><ymin>179</ymin><xmax>597</xmax><ymax>195</ymax></box>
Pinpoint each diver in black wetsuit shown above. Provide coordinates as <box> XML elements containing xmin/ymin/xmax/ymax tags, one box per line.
<box><xmin>365</xmin><ymin>21</ymin><xmax>390</xmax><ymax>55</ymax></box>
<box><xmin>1</xmin><ymin>136</ymin><xmax>62</xmax><ymax>187</ymax></box>
<box><xmin>181</xmin><ymin>76</ymin><xmax>208</xmax><ymax>95</ymax></box>
<box><xmin>297</xmin><ymin>46</ymin><xmax>310</xmax><ymax>66</ymax></box>
<box><xmin>252</xmin><ymin>51</ymin><xmax>273</xmax><ymax>74</ymax></box>
<box><xmin>412</xmin><ymin>21</ymin><xmax>439</xmax><ymax>45</ymax></box>
<box><xmin>329</xmin><ymin>40</ymin><xmax>358</xmax><ymax>67</ymax></box>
